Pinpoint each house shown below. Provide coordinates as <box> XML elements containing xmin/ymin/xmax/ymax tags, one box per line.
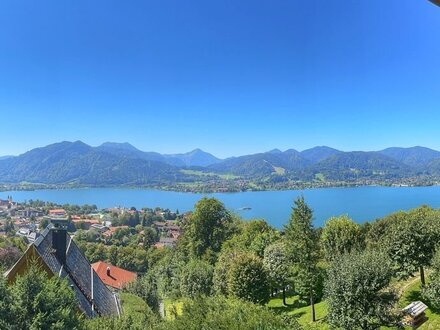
<box><xmin>72</xmin><ymin>218</ymin><xmax>101</xmax><ymax>230</ymax></box>
<box><xmin>16</xmin><ymin>227</ymin><xmax>39</xmax><ymax>243</ymax></box>
<box><xmin>5</xmin><ymin>218</ymin><xmax>120</xmax><ymax>318</ymax></box>
<box><xmin>90</xmin><ymin>224</ymin><xmax>109</xmax><ymax>233</ymax></box>
<box><xmin>154</xmin><ymin>237</ymin><xmax>177</xmax><ymax>249</ymax></box>
<box><xmin>102</xmin><ymin>226</ymin><xmax>129</xmax><ymax>238</ymax></box>
<box><xmin>92</xmin><ymin>261</ymin><xmax>137</xmax><ymax>291</ymax></box>
<box><xmin>48</xmin><ymin>209</ymin><xmax>67</xmax><ymax>217</ymax></box>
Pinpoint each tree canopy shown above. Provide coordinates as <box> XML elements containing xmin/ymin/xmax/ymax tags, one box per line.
<box><xmin>325</xmin><ymin>250</ymin><xmax>398</xmax><ymax>330</ymax></box>
<box><xmin>321</xmin><ymin>215</ymin><xmax>364</xmax><ymax>261</ymax></box>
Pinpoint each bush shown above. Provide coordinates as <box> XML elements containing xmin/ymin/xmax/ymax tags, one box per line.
<box><xmin>179</xmin><ymin>259</ymin><xmax>213</xmax><ymax>298</ymax></box>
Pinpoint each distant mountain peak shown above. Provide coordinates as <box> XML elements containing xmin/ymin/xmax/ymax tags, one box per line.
<box><xmin>99</xmin><ymin>142</ymin><xmax>139</xmax><ymax>152</ymax></box>
<box><xmin>267</xmin><ymin>149</ymin><xmax>283</xmax><ymax>154</ymax></box>
<box><xmin>164</xmin><ymin>148</ymin><xmax>221</xmax><ymax>167</ymax></box>
<box><xmin>300</xmin><ymin>146</ymin><xmax>342</xmax><ymax>163</ymax></box>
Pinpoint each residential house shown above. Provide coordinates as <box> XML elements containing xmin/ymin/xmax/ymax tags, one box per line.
<box><xmin>48</xmin><ymin>209</ymin><xmax>67</xmax><ymax>218</ymax></box>
<box><xmin>5</xmin><ymin>218</ymin><xmax>121</xmax><ymax>318</ymax></box>
<box><xmin>92</xmin><ymin>261</ymin><xmax>137</xmax><ymax>291</ymax></box>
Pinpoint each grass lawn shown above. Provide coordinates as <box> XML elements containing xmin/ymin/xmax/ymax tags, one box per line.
<box><xmin>398</xmin><ymin>279</ymin><xmax>440</xmax><ymax>329</ymax></box>
<box><xmin>267</xmin><ymin>293</ymin><xmax>329</xmax><ymax>329</ymax></box>
<box><xmin>267</xmin><ymin>280</ymin><xmax>440</xmax><ymax>330</ymax></box>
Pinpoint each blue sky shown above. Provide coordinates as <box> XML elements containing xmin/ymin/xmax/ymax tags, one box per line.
<box><xmin>0</xmin><ymin>0</ymin><xmax>439</xmax><ymax>158</ymax></box>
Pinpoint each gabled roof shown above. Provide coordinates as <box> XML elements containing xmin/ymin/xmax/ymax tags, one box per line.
<box><xmin>92</xmin><ymin>261</ymin><xmax>137</xmax><ymax>290</ymax></box>
<box><xmin>5</xmin><ymin>225</ymin><xmax>120</xmax><ymax>318</ymax></box>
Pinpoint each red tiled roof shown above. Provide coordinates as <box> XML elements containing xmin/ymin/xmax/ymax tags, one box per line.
<box><xmin>92</xmin><ymin>261</ymin><xmax>137</xmax><ymax>290</ymax></box>
<box><xmin>49</xmin><ymin>209</ymin><xmax>66</xmax><ymax>214</ymax></box>
<box><xmin>71</xmin><ymin>218</ymin><xmax>100</xmax><ymax>224</ymax></box>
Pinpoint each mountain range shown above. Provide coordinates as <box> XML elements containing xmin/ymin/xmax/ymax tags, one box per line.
<box><xmin>1</xmin><ymin>142</ymin><xmax>440</xmax><ymax>190</ymax></box>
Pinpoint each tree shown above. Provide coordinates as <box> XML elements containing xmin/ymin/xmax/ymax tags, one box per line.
<box><xmin>227</xmin><ymin>252</ymin><xmax>270</xmax><ymax>304</ymax></box>
<box><xmin>162</xmin><ymin>296</ymin><xmax>301</xmax><ymax>330</ymax></box>
<box><xmin>221</xmin><ymin>219</ymin><xmax>280</xmax><ymax>258</ymax></box>
<box><xmin>325</xmin><ymin>250</ymin><xmax>398</xmax><ymax>330</ymax></box>
<box><xmin>4</xmin><ymin>261</ymin><xmax>81</xmax><ymax>330</ymax></box>
<box><xmin>321</xmin><ymin>215</ymin><xmax>364</xmax><ymax>261</ymax></box>
<box><xmin>212</xmin><ymin>251</ymin><xmax>234</xmax><ymax>296</ymax></box>
<box><xmin>284</xmin><ymin>196</ymin><xmax>319</xmax><ymax>321</ymax></box>
<box><xmin>263</xmin><ymin>242</ymin><xmax>291</xmax><ymax>305</ymax></box>
<box><xmin>152</xmin><ymin>253</ymin><xmax>184</xmax><ymax>300</ymax></box>
<box><xmin>0</xmin><ymin>246</ymin><xmax>22</xmax><ymax>270</ymax></box>
<box><xmin>382</xmin><ymin>206</ymin><xmax>436</xmax><ymax>286</ymax></box>
<box><xmin>183</xmin><ymin>198</ymin><xmax>233</xmax><ymax>259</ymax></box>
<box><xmin>125</xmin><ymin>273</ymin><xmax>160</xmax><ymax>312</ymax></box>
<box><xmin>85</xmin><ymin>293</ymin><xmax>158</xmax><ymax>330</ymax></box>
<box><xmin>0</xmin><ymin>274</ymin><xmax>13</xmax><ymax>329</ymax></box>
<box><xmin>423</xmin><ymin>249</ymin><xmax>440</xmax><ymax>309</ymax></box>
<box><xmin>142</xmin><ymin>227</ymin><xmax>158</xmax><ymax>249</ymax></box>
<box><xmin>179</xmin><ymin>259</ymin><xmax>213</xmax><ymax>298</ymax></box>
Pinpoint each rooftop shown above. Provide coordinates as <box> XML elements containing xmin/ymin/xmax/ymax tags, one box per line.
<box><xmin>92</xmin><ymin>261</ymin><xmax>137</xmax><ymax>290</ymax></box>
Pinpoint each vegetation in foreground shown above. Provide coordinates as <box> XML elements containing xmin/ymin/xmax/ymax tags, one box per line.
<box><xmin>2</xmin><ymin>197</ymin><xmax>440</xmax><ymax>329</ymax></box>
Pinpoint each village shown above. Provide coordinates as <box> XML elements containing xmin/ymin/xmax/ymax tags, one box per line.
<box><xmin>0</xmin><ymin>196</ymin><xmax>185</xmax><ymax>293</ymax></box>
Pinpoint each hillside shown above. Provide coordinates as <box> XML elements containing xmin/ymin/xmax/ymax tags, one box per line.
<box><xmin>379</xmin><ymin>146</ymin><xmax>440</xmax><ymax>167</ymax></box>
<box><xmin>0</xmin><ymin>141</ymin><xmax>184</xmax><ymax>185</ymax></box>
<box><xmin>2</xmin><ymin>141</ymin><xmax>440</xmax><ymax>191</ymax></box>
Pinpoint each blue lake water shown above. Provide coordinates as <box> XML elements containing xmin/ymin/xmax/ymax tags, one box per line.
<box><xmin>3</xmin><ymin>186</ymin><xmax>440</xmax><ymax>228</ymax></box>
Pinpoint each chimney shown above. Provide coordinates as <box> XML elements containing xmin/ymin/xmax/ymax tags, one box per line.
<box><xmin>106</xmin><ymin>266</ymin><xmax>111</xmax><ymax>276</ymax></box>
<box><xmin>51</xmin><ymin>218</ymin><xmax>68</xmax><ymax>265</ymax></box>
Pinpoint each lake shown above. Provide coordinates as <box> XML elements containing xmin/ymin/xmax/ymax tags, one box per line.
<box><xmin>2</xmin><ymin>186</ymin><xmax>440</xmax><ymax>228</ymax></box>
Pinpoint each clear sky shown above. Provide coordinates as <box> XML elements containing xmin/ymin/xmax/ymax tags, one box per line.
<box><xmin>0</xmin><ymin>0</ymin><xmax>439</xmax><ymax>158</ymax></box>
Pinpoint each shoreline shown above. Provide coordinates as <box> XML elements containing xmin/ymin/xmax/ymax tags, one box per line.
<box><xmin>0</xmin><ymin>181</ymin><xmax>438</xmax><ymax>194</ymax></box>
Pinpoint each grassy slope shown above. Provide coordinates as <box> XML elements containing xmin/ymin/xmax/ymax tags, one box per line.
<box><xmin>267</xmin><ymin>294</ymin><xmax>329</xmax><ymax>329</ymax></box>
<box><xmin>398</xmin><ymin>280</ymin><xmax>440</xmax><ymax>329</ymax></box>
<box><xmin>267</xmin><ymin>279</ymin><xmax>440</xmax><ymax>330</ymax></box>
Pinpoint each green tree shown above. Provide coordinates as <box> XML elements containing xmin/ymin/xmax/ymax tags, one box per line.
<box><xmin>321</xmin><ymin>215</ymin><xmax>364</xmax><ymax>261</ymax></box>
<box><xmin>382</xmin><ymin>206</ymin><xmax>436</xmax><ymax>286</ymax></box>
<box><xmin>85</xmin><ymin>293</ymin><xmax>158</xmax><ymax>330</ymax></box>
<box><xmin>6</xmin><ymin>261</ymin><xmax>81</xmax><ymax>330</ymax></box>
<box><xmin>222</xmin><ymin>219</ymin><xmax>280</xmax><ymax>258</ymax></box>
<box><xmin>0</xmin><ymin>274</ymin><xmax>13</xmax><ymax>329</ymax></box>
<box><xmin>142</xmin><ymin>227</ymin><xmax>158</xmax><ymax>249</ymax></box>
<box><xmin>423</xmin><ymin>249</ymin><xmax>440</xmax><ymax>309</ymax></box>
<box><xmin>325</xmin><ymin>250</ymin><xmax>398</xmax><ymax>330</ymax></box>
<box><xmin>179</xmin><ymin>259</ymin><xmax>213</xmax><ymax>298</ymax></box>
<box><xmin>263</xmin><ymin>242</ymin><xmax>291</xmax><ymax>305</ymax></box>
<box><xmin>284</xmin><ymin>196</ymin><xmax>319</xmax><ymax>322</ymax></box>
<box><xmin>183</xmin><ymin>198</ymin><xmax>233</xmax><ymax>259</ymax></box>
<box><xmin>162</xmin><ymin>296</ymin><xmax>301</xmax><ymax>330</ymax></box>
<box><xmin>227</xmin><ymin>252</ymin><xmax>270</xmax><ymax>304</ymax></box>
<box><xmin>212</xmin><ymin>251</ymin><xmax>234</xmax><ymax>296</ymax></box>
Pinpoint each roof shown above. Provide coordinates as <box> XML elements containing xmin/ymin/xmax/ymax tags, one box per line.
<box><xmin>92</xmin><ymin>261</ymin><xmax>137</xmax><ymax>290</ymax></box>
<box><xmin>402</xmin><ymin>301</ymin><xmax>428</xmax><ymax>317</ymax></box>
<box><xmin>72</xmin><ymin>218</ymin><xmax>100</xmax><ymax>224</ymax></box>
<box><xmin>49</xmin><ymin>209</ymin><xmax>66</xmax><ymax>214</ymax></box>
<box><xmin>5</xmin><ymin>225</ymin><xmax>120</xmax><ymax>318</ymax></box>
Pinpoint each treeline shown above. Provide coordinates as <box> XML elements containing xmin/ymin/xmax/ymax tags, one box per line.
<box><xmin>119</xmin><ymin>197</ymin><xmax>440</xmax><ymax>329</ymax></box>
<box><xmin>3</xmin><ymin>197</ymin><xmax>440</xmax><ymax>329</ymax></box>
<box><xmin>24</xmin><ymin>199</ymin><xmax>98</xmax><ymax>215</ymax></box>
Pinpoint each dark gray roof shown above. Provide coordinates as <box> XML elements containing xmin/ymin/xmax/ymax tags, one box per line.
<box><xmin>34</xmin><ymin>225</ymin><xmax>120</xmax><ymax>317</ymax></box>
